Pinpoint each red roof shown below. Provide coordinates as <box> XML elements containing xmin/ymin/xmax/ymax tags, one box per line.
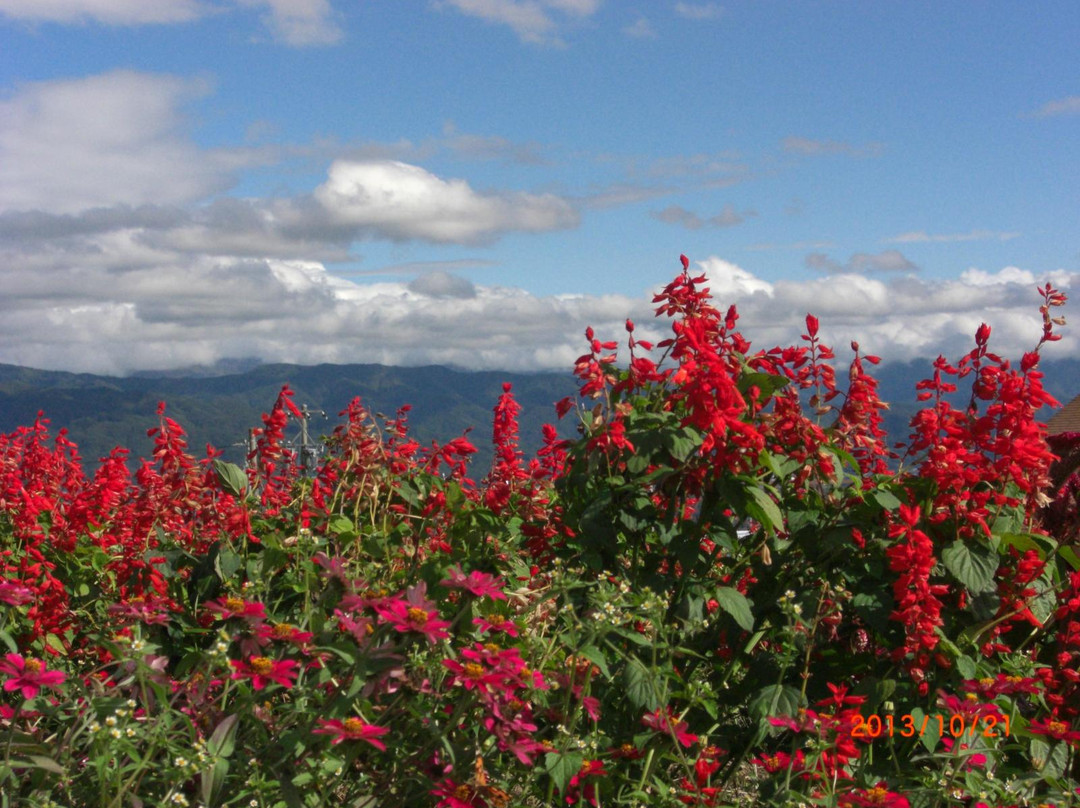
<box><xmin>1047</xmin><ymin>394</ymin><xmax>1080</xmax><ymax>437</ymax></box>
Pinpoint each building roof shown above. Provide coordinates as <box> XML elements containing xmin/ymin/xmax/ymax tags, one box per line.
<box><xmin>1047</xmin><ymin>394</ymin><xmax>1080</xmax><ymax>437</ymax></box>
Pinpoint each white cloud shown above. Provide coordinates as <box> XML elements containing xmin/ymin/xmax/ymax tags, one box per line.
<box><xmin>0</xmin><ymin>0</ymin><xmax>207</xmax><ymax>24</ymax></box>
<box><xmin>651</xmin><ymin>204</ymin><xmax>755</xmax><ymax>229</ymax></box>
<box><xmin>674</xmin><ymin>2</ymin><xmax>723</xmax><ymax>21</ymax></box>
<box><xmin>695</xmin><ymin>256</ymin><xmax>774</xmax><ymax>298</ymax></box>
<box><xmin>312</xmin><ymin>160</ymin><xmax>579</xmax><ymax>244</ymax></box>
<box><xmin>438</xmin><ymin>0</ymin><xmax>601</xmax><ymax>45</ymax></box>
<box><xmin>236</xmin><ymin>0</ymin><xmax>343</xmax><ymax>46</ymax></box>
<box><xmin>805</xmin><ymin>249</ymin><xmax>918</xmax><ymax>274</ymax></box>
<box><xmin>0</xmin><ymin>232</ymin><xmax>1074</xmax><ymax>375</ymax></box>
<box><xmin>1029</xmin><ymin>95</ymin><xmax>1080</xmax><ymax>118</ymax></box>
<box><xmin>0</xmin><ymin>71</ymin><xmax>243</xmax><ymax>214</ymax></box>
<box><xmin>885</xmin><ymin>229</ymin><xmax>1020</xmax><ymax>244</ymax></box>
<box><xmin>0</xmin><ymin>0</ymin><xmax>342</xmax><ymax>45</ymax></box>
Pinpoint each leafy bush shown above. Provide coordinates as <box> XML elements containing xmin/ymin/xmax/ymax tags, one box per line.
<box><xmin>1</xmin><ymin>257</ymin><xmax>1078</xmax><ymax>808</ymax></box>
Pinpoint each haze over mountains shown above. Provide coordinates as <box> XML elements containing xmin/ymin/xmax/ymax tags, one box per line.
<box><xmin>3</xmin><ymin>358</ymin><xmax>1077</xmax><ymax>476</ymax></box>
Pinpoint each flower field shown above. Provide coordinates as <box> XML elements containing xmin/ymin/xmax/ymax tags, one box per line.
<box><xmin>1</xmin><ymin>257</ymin><xmax>1079</xmax><ymax>807</ymax></box>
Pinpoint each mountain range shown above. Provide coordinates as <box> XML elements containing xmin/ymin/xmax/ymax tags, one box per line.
<box><xmin>2</xmin><ymin>357</ymin><xmax>1077</xmax><ymax>476</ymax></box>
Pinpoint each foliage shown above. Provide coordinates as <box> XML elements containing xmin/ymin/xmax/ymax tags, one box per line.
<box><xmin>1</xmin><ymin>257</ymin><xmax>1078</xmax><ymax>808</ymax></box>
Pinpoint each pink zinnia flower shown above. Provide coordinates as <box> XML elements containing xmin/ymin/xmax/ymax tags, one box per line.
<box><xmin>1029</xmin><ymin>717</ymin><xmax>1080</xmax><ymax>745</ymax></box>
<box><xmin>313</xmin><ymin>717</ymin><xmax>389</xmax><ymax>749</ymax></box>
<box><xmin>107</xmin><ymin>594</ymin><xmax>173</xmax><ymax>626</ymax></box>
<box><xmin>230</xmin><ymin>656</ymin><xmax>298</xmax><ymax>690</ymax></box>
<box><xmin>206</xmin><ymin>595</ymin><xmax>266</xmax><ymax>622</ymax></box>
<box><xmin>642</xmin><ymin>707</ymin><xmax>698</xmax><ymax>748</ymax></box>
<box><xmin>0</xmin><ymin>580</ymin><xmax>34</xmax><ymax>607</ymax></box>
<box><xmin>440</xmin><ymin>566</ymin><xmax>507</xmax><ymax>600</ymax></box>
<box><xmin>472</xmin><ymin>613</ymin><xmax>519</xmax><ymax>637</ymax></box>
<box><xmin>255</xmin><ymin>622</ymin><xmax>315</xmax><ymax>646</ymax></box>
<box><xmin>377</xmin><ymin>601</ymin><xmax>451</xmax><ymax>642</ymax></box>
<box><xmin>0</xmin><ymin>654</ymin><xmax>66</xmax><ymax>699</ymax></box>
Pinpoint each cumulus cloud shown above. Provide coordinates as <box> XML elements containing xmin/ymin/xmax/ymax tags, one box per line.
<box><xmin>696</xmin><ymin>256</ymin><xmax>775</xmax><ymax>298</ymax></box>
<box><xmin>0</xmin><ymin>0</ymin><xmax>207</xmax><ymax>23</ymax></box>
<box><xmin>0</xmin><ymin>71</ymin><xmax>250</xmax><ymax>215</ymax></box>
<box><xmin>805</xmin><ymin>249</ymin><xmax>918</xmax><ymax>274</ymax></box>
<box><xmin>782</xmin><ymin>136</ymin><xmax>885</xmax><ymax>158</ymax></box>
<box><xmin>437</xmin><ymin>0</ymin><xmax>601</xmax><ymax>45</ymax></box>
<box><xmin>236</xmin><ymin>0</ymin><xmax>343</xmax><ymax>46</ymax></box>
<box><xmin>674</xmin><ymin>2</ymin><xmax>723</xmax><ymax>21</ymax></box>
<box><xmin>651</xmin><ymin>203</ymin><xmax>755</xmax><ymax>229</ymax></box>
<box><xmin>885</xmin><ymin>229</ymin><xmax>1021</xmax><ymax>244</ymax></box>
<box><xmin>0</xmin><ymin>233</ymin><xmax>1074</xmax><ymax>376</ymax></box>
<box><xmin>0</xmin><ymin>0</ymin><xmax>343</xmax><ymax>45</ymax></box>
<box><xmin>407</xmin><ymin>271</ymin><xmax>478</xmax><ymax>299</ymax></box>
<box><xmin>312</xmin><ymin>160</ymin><xmax>579</xmax><ymax>244</ymax></box>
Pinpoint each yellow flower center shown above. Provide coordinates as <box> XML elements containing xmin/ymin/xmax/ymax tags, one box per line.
<box><xmin>964</xmin><ymin>692</ymin><xmax>978</xmax><ymax>702</ymax></box>
<box><xmin>225</xmin><ymin>597</ymin><xmax>245</xmax><ymax>613</ymax></box>
<box><xmin>484</xmin><ymin>643</ymin><xmax>501</xmax><ymax>653</ymax></box>
<box><xmin>487</xmin><ymin>614</ymin><xmax>504</xmax><ymax>625</ymax></box>
<box><xmin>463</xmin><ymin>663</ymin><xmax>485</xmax><ymax>680</ymax></box>
<box><xmin>343</xmin><ymin>717</ymin><xmax>367</xmax><ymax>733</ymax></box>
<box><xmin>406</xmin><ymin>607</ymin><xmax>428</xmax><ymax>625</ymax></box>
<box><xmin>24</xmin><ymin>658</ymin><xmax>43</xmax><ymax>674</ymax></box>
<box><xmin>1047</xmin><ymin>721</ymin><xmax>1068</xmax><ymax>735</ymax></box>
<box><xmin>454</xmin><ymin>785</ymin><xmax>472</xmax><ymax>800</ymax></box>
<box><xmin>250</xmin><ymin>657</ymin><xmax>274</xmax><ymax>674</ymax></box>
<box><xmin>271</xmin><ymin>623</ymin><xmax>294</xmax><ymax>638</ymax></box>
<box><xmin>865</xmin><ymin>786</ymin><xmax>890</xmax><ymax>805</ymax></box>
<box><xmin>979</xmin><ymin>677</ymin><xmax>994</xmax><ymax>686</ymax></box>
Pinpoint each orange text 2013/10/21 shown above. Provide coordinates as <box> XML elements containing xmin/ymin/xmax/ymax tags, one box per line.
<box><xmin>850</xmin><ymin>713</ymin><xmax>1011</xmax><ymax>740</ymax></box>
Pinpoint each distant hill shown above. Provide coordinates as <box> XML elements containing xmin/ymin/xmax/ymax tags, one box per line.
<box><xmin>1</xmin><ymin>356</ymin><xmax>1077</xmax><ymax>475</ymax></box>
<box><xmin>0</xmin><ymin>362</ymin><xmax>580</xmax><ymax>475</ymax></box>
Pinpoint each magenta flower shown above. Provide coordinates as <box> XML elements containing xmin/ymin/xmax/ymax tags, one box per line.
<box><xmin>642</xmin><ymin>707</ymin><xmax>698</xmax><ymax>748</ymax></box>
<box><xmin>254</xmin><ymin>622</ymin><xmax>315</xmax><ymax>646</ymax></box>
<box><xmin>472</xmin><ymin>614</ymin><xmax>519</xmax><ymax>637</ymax></box>
<box><xmin>0</xmin><ymin>580</ymin><xmax>34</xmax><ymax>607</ymax></box>
<box><xmin>375</xmin><ymin>599</ymin><xmax>451</xmax><ymax>643</ymax></box>
<box><xmin>313</xmin><ymin>717</ymin><xmax>389</xmax><ymax>749</ymax></box>
<box><xmin>0</xmin><ymin>654</ymin><xmax>66</xmax><ymax>699</ymax></box>
<box><xmin>230</xmin><ymin>656</ymin><xmax>298</xmax><ymax>690</ymax></box>
<box><xmin>206</xmin><ymin>595</ymin><xmax>266</xmax><ymax>623</ymax></box>
<box><xmin>440</xmin><ymin>566</ymin><xmax>507</xmax><ymax>600</ymax></box>
<box><xmin>107</xmin><ymin>594</ymin><xmax>173</xmax><ymax>626</ymax></box>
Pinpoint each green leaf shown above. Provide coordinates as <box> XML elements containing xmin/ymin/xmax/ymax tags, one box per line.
<box><xmin>910</xmin><ymin>707</ymin><xmax>941</xmax><ymax>753</ymax></box>
<box><xmin>213</xmin><ymin>459</ymin><xmax>248</xmax><ymax>497</ymax></box>
<box><xmin>207</xmin><ymin>714</ymin><xmax>239</xmax><ymax>759</ymax></box>
<box><xmin>666</xmin><ymin>428</ymin><xmax>702</xmax><ymax>463</ymax></box>
<box><xmin>870</xmin><ymin>489</ymin><xmax>902</xmax><ymax>510</ymax></box>
<box><xmin>17</xmin><ymin>755</ymin><xmax>64</xmax><ymax>775</ymax></box>
<box><xmin>545</xmin><ymin>751</ymin><xmax>585</xmax><ymax>795</ymax></box>
<box><xmin>214</xmin><ymin>549</ymin><xmax>243</xmax><ymax>583</ymax></box>
<box><xmin>1060</xmin><ymin>545</ymin><xmax>1080</xmax><ymax>572</ymax></box>
<box><xmin>748</xmin><ymin>684</ymin><xmax>803</xmax><ymax>743</ymax></box>
<box><xmin>623</xmin><ymin>657</ymin><xmax>660</xmax><ymax>710</ymax></box>
<box><xmin>327</xmin><ymin>515</ymin><xmax>355</xmax><ymax>536</ymax></box>
<box><xmin>956</xmin><ymin>655</ymin><xmax>977</xmax><ymax>680</ymax></box>
<box><xmin>746</xmin><ymin>486</ymin><xmax>783</xmax><ymax>535</ymax></box>
<box><xmin>941</xmin><ymin>541</ymin><xmax>997</xmax><ymax>595</ymax></box>
<box><xmin>1042</xmin><ymin>739</ymin><xmax>1070</xmax><ymax>779</ymax></box>
<box><xmin>576</xmin><ymin>644</ymin><xmax>611</xmax><ymax>679</ymax></box>
<box><xmin>714</xmin><ymin>586</ymin><xmax>754</xmax><ymax>631</ymax></box>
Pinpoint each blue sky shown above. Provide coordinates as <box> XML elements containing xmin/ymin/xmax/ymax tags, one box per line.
<box><xmin>1</xmin><ymin>0</ymin><xmax>1077</xmax><ymax>374</ymax></box>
